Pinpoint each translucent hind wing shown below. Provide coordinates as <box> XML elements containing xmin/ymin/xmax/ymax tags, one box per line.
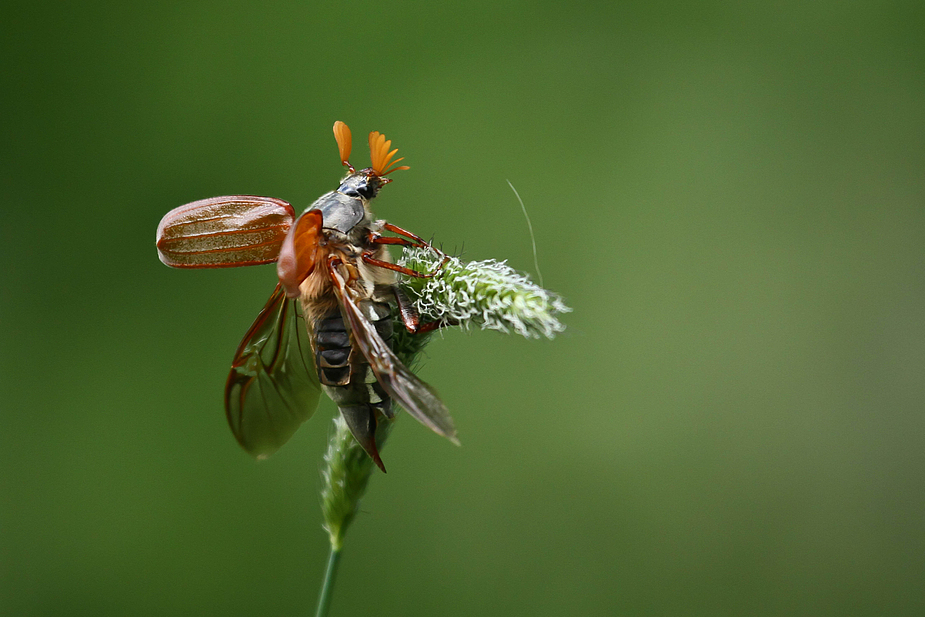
<box><xmin>225</xmin><ymin>284</ymin><xmax>321</xmax><ymax>458</ymax></box>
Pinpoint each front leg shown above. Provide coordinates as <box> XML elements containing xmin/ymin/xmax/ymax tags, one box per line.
<box><xmin>361</xmin><ymin>253</ymin><xmax>439</xmax><ymax>278</ymax></box>
<box><xmin>367</xmin><ymin>221</ymin><xmax>445</xmax><ymax>254</ymax></box>
<box><xmin>362</xmin><ymin>232</ymin><xmax>450</xmax><ymax>278</ymax></box>
<box><xmin>367</xmin><ymin>221</ymin><xmax>432</xmax><ymax>246</ymax></box>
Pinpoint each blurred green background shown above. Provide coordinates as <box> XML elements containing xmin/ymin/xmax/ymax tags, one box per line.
<box><xmin>2</xmin><ymin>1</ymin><xmax>923</xmax><ymax>615</ymax></box>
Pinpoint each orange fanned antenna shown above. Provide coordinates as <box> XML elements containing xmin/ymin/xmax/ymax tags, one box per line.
<box><xmin>333</xmin><ymin>121</ymin><xmax>352</xmax><ymax>167</ymax></box>
<box><xmin>368</xmin><ymin>130</ymin><xmax>410</xmax><ymax>176</ymax></box>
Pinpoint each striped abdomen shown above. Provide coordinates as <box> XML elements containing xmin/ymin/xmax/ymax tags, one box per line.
<box><xmin>313</xmin><ymin>301</ymin><xmax>394</xmax><ymax>469</ymax></box>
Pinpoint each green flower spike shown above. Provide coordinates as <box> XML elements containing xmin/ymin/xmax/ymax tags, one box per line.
<box><xmin>315</xmin><ymin>243</ymin><xmax>569</xmax><ymax>616</ymax></box>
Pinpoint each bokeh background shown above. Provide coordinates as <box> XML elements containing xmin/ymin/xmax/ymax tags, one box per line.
<box><xmin>2</xmin><ymin>1</ymin><xmax>923</xmax><ymax>615</ymax></box>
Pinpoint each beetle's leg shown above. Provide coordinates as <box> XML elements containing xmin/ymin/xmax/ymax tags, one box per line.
<box><xmin>381</xmin><ymin>222</ymin><xmax>430</xmax><ymax>245</ymax></box>
<box><xmin>368</xmin><ymin>222</ymin><xmax>446</xmax><ymax>251</ymax></box>
<box><xmin>368</xmin><ymin>235</ymin><xmax>420</xmax><ymax>247</ymax></box>
<box><xmin>327</xmin><ymin>253</ymin><xmax>359</xmax><ymax>286</ymax></box>
<box><xmin>365</xmin><ymin>221</ymin><xmax>450</xmax><ymax>282</ymax></box>
<box><xmin>362</xmin><ymin>244</ymin><xmax>450</xmax><ymax>279</ymax></box>
<box><xmin>393</xmin><ymin>287</ymin><xmax>458</xmax><ymax>334</ymax></box>
<box><xmin>361</xmin><ymin>253</ymin><xmax>437</xmax><ymax>278</ymax></box>
<box><xmin>393</xmin><ymin>286</ymin><xmax>420</xmax><ymax>331</ymax></box>
<box><xmin>415</xmin><ymin>320</ymin><xmax>457</xmax><ymax>333</ymax></box>
<box><xmin>367</xmin><ymin>229</ymin><xmax>428</xmax><ymax>250</ymax></box>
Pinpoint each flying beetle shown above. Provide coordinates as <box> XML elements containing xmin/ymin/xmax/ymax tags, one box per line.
<box><xmin>156</xmin><ymin>122</ymin><xmax>456</xmax><ymax>471</ymax></box>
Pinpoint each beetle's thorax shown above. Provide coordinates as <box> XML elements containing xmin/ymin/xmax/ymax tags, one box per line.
<box><xmin>306</xmin><ymin>172</ymin><xmax>383</xmax><ymax>242</ymax></box>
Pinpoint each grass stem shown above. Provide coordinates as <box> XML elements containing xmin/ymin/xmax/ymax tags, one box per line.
<box><xmin>314</xmin><ymin>545</ymin><xmax>341</xmax><ymax>617</ymax></box>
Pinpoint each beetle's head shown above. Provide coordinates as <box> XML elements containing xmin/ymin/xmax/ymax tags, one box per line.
<box><xmin>337</xmin><ymin>171</ymin><xmax>383</xmax><ymax>201</ymax></box>
<box><xmin>332</xmin><ymin>121</ymin><xmax>409</xmax><ymax>203</ymax></box>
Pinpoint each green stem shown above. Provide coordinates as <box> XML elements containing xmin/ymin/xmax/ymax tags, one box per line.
<box><xmin>314</xmin><ymin>545</ymin><xmax>341</xmax><ymax>617</ymax></box>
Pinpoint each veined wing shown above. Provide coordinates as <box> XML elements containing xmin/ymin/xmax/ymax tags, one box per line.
<box><xmin>225</xmin><ymin>284</ymin><xmax>321</xmax><ymax>458</ymax></box>
<box><xmin>328</xmin><ymin>262</ymin><xmax>459</xmax><ymax>444</ymax></box>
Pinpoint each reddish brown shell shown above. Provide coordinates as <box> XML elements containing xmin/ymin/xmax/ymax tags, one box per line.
<box><xmin>276</xmin><ymin>209</ymin><xmax>324</xmax><ymax>298</ymax></box>
<box><xmin>156</xmin><ymin>196</ymin><xmax>295</xmax><ymax>268</ymax></box>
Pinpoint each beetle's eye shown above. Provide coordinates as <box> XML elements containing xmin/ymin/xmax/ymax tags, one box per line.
<box><xmin>342</xmin><ymin>188</ymin><xmax>361</xmax><ymax>198</ymax></box>
<box><xmin>357</xmin><ymin>184</ymin><xmax>376</xmax><ymax>200</ymax></box>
